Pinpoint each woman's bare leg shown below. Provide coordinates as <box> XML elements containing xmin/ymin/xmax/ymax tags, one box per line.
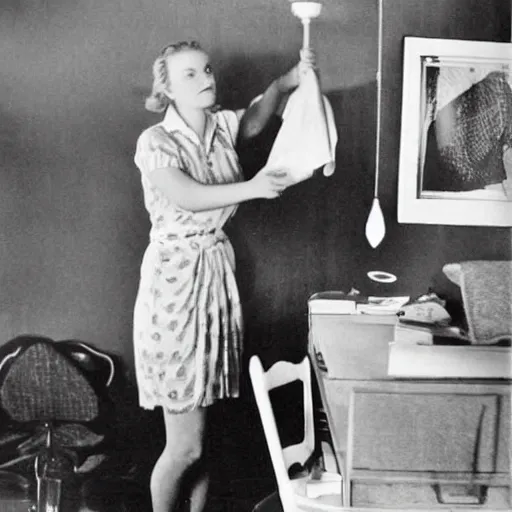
<box><xmin>187</xmin><ymin>468</ymin><xmax>209</xmax><ymax>512</ymax></box>
<box><xmin>150</xmin><ymin>407</ymin><xmax>207</xmax><ymax>512</ymax></box>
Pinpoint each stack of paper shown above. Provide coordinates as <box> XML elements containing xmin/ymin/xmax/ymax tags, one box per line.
<box><xmin>388</xmin><ymin>342</ymin><xmax>511</xmax><ymax>378</ymax></box>
<box><xmin>356</xmin><ymin>296</ymin><xmax>410</xmax><ymax>315</ymax></box>
<box><xmin>394</xmin><ymin>322</ymin><xmax>469</xmax><ymax>344</ymax></box>
<box><xmin>308</xmin><ymin>291</ymin><xmax>365</xmax><ymax>315</ymax></box>
<box><xmin>309</xmin><ymin>292</ymin><xmax>409</xmax><ymax>316</ymax></box>
<box><xmin>388</xmin><ymin>322</ymin><xmax>511</xmax><ymax>379</ymax></box>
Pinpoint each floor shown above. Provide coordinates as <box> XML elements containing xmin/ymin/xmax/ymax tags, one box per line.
<box><xmin>0</xmin><ymin>450</ymin><xmax>276</xmax><ymax>512</ymax></box>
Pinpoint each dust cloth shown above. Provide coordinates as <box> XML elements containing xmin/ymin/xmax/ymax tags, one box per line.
<box><xmin>261</xmin><ymin>68</ymin><xmax>337</xmax><ymax>184</ymax></box>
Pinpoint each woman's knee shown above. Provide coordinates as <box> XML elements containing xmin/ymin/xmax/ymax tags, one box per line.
<box><xmin>162</xmin><ymin>439</ymin><xmax>203</xmax><ymax>468</ymax></box>
<box><xmin>160</xmin><ymin>408</ymin><xmax>207</xmax><ymax>469</ymax></box>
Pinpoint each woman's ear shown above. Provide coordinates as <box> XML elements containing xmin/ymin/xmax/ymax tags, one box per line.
<box><xmin>163</xmin><ymin>86</ymin><xmax>174</xmax><ymax>101</ymax></box>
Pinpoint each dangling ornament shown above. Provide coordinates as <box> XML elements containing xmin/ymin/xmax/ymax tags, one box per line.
<box><xmin>365</xmin><ymin>0</ymin><xmax>386</xmax><ymax>249</ymax></box>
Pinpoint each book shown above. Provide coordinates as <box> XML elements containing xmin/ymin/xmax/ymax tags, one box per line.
<box><xmin>394</xmin><ymin>322</ymin><xmax>469</xmax><ymax>345</ymax></box>
<box><xmin>356</xmin><ymin>296</ymin><xmax>410</xmax><ymax>315</ymax></box>
<box><xmin>309</xmin><ymin>292</ymin><xmax>409</xmax><ymax>316</ymax></box>
<box><xmin>308</xmin><ymin>291</ymin><xmax>366</xmax><ymax>315</ymax></box>
<box><xmin>388</xmin><ymin>341</ymin><xmax>511</xmax><ymax>379</ymax></box>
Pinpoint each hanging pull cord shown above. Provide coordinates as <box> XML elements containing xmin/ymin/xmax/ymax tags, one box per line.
<box><xmin>374</xmin><ymin>0</ymin><xmax>383</xmax><ymax>198</ymax></box>
<box><xmin>364</xmin><ymin>0</ymin><xmax>387</xmax><ymax>249</ymax></box>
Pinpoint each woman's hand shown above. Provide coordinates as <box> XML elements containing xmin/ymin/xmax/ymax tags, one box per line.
<box><xmin>299</xmin><ymin>47</ymin><xmax>316</xmax><ymax>73</ymax></box>
<box><xmin>238</xmin><ymin>49</ymin><xmax>317</xmax><ymax>140</ymax></box>
<box><xmin>276</xmin><ymin>48</ymin><xmax>317</xmax><ymax>93</ymax></box>
<box><xmin>250</xmin><ymin>168</ymin><xmax>293</xmax><ymax>199</ymax></box>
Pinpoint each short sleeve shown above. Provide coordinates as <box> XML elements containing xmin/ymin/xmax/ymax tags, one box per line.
<box><xmin>217</xmin><ymin>95</ymin><xmax>263</xmax><ymax>146</ymax></box>
<box><xmin>216</xmin><ymin>110</ymin><xmax>242</xmax><ymax>147</ymax></box>
<box><xmin>134</xmin><ymin>126</ymin><xmax>180</xmax><ymax>176</ymax></box>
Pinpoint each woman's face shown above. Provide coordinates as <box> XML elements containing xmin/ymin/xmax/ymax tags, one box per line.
<box><xmin>165</xmin><ymin>49</ymin><xmax>216</xmax><ymax>110</ymax></box>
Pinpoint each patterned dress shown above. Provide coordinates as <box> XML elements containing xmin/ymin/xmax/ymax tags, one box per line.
<box><xmin>133</xmin><ymin>104</ymin><xmax>244</xmax><ymax>414</ymax></box>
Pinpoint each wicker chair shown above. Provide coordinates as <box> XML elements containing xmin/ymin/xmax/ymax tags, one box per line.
<box><xmin>0</xmin><ymin>335</ymin><xmax>116</xmax><ymax>511</ymax></box>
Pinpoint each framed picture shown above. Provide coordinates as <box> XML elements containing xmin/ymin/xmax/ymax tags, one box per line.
<box><xmin>397</xmin><ymin>37</ymin><xmax>512</xmax><ymax>226</ymax></box>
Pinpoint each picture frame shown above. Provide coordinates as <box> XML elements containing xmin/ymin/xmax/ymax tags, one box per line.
<box><xmin>397</xmin><ymin>37</ymin><xmax>512</xmax><ymax>226</ymax></box>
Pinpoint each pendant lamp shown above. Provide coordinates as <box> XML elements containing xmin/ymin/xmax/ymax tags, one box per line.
<box><xmin>365</xmin><ymin>0</ymin><xmax>386</xmax><ymax>249</ymax></box>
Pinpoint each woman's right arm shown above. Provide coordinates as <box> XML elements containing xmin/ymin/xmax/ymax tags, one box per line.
<box><xmin>147</xmin><ymin>165</ymin><xmax>291</xmax><ymax>212</ymax></box>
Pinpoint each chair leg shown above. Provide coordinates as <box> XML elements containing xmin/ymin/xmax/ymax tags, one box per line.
<box><xmin>320</xmin><ymin>441</ymin><xmax>338</xmax><ymax>474</ymax></box>
<box><xmin>36</xmin><ymin>475</ymin><xmax>63</xmax><ymax>512</ymax></box>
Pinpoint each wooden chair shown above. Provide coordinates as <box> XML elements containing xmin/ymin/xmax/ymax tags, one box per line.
<box><xmin>249</xmin><ymin>355</ymin><xmax>343</xmax><ymax>512</ymax></box>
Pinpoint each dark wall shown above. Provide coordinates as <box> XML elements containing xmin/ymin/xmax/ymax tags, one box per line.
<box><xmin>234</xmin><ymin>0</ymin><xmax>512</xmax><ymax>364</ymax></box>
<box><xmin>0</xmin><ymin>0</ymin><xmax>510</xmax><ymax>376</ymax></box>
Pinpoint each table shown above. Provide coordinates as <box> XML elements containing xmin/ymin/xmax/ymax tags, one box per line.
<box><xmin>308</xmin><ymin>312</ymin><xmax>511</xmax><ymax>511</ymax></box>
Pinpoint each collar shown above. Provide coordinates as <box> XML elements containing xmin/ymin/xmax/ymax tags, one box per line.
<box><xmin>161</xmin><ymin>103</ymin><xmax>218</xmax><ymax>153</ymax></box>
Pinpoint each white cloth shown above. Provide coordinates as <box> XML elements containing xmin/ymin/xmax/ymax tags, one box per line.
<box><xmin>262</xmin><ymin>68</ymin><xmax>337</xmax><ymax>184</ymax></box>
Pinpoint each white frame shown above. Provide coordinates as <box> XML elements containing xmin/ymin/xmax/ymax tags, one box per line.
<box><xmin>397</xmin><ymin>37</ymin><xmax>512</xmax><ymax>226</ymax></box>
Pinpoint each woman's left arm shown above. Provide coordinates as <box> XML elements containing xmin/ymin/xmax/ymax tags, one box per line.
<box><xmin>238</xmin><ymin>50</ymin><xmax>315</xmax><ymax>140</ymax></box>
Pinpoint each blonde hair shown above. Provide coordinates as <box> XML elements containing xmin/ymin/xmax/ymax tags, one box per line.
<box><xmin>145</xmin><ymin>41</ymin><xmax>203</xmax><ymax>113</ymax></box>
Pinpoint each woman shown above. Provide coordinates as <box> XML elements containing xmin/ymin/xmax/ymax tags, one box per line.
<box><xmin>133</xmin><ymin>40</ymin><xmax>313</xmax><ymax>511</ymax></box>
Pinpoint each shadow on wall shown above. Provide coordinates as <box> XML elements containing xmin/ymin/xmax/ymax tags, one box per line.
<box><xmin>217</xmin><ymin>53</ymin><xmax>309</xmax><ymax>109</ymax></box>
<box><xmin>229</xmin><ymin>73</ymin><xmax>512</xmax><ymax>370</ymax></box>
<box><xmin>228</xmin><ymin>81</ymin><xmax>379</xmax><ymax>368</ymax></box>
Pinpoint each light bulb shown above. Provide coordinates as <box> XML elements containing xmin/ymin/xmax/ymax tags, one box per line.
<box><xmin>365</xmin><ymin>197</ymin><xmax>386</xmax><ymax>248</ymax></box>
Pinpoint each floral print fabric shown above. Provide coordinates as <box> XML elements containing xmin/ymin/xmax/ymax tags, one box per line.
<box><xmin>133</xmin><ymin>105</ymin><xmax>244</xmax><ymax>413</ymax></box>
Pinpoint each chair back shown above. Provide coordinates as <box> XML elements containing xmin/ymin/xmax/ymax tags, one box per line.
<box><xmin>57</xmin><ymin>340</ymin><xmax>116</xmax><ymax>393</ymax></box>
<box><xmin>0</xmin><ymin>336</ymin><xmax>115</xmax><ymax>427</ymax></box>
<box><xmin>249</xmin><ymin>355</ymin><xmax>316</xmax><ymax>511</ymax></box>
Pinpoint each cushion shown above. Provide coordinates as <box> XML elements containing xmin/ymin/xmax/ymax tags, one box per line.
<box><xmin>443</xmin><ymin>260</ymin><xmax>512</xmax><ymax>344</ymax></box>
